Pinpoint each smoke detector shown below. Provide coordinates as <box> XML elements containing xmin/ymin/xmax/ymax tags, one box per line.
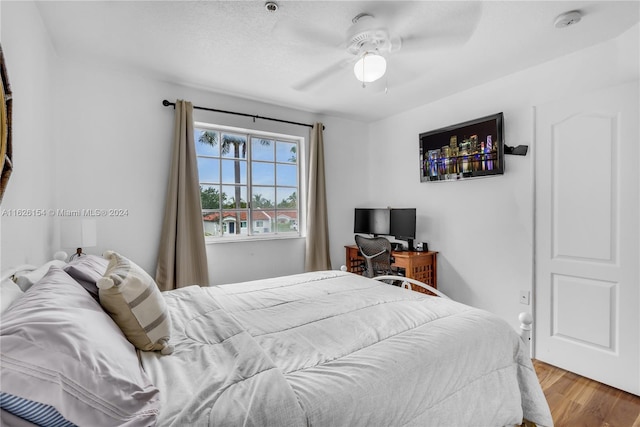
<box><xmin>554</xmin><ymin>10</ymin><xmax>582</xmax><ymax>28</ymax></box>
<box><xmin>265</xmin><ymin>2</ymin><xmax>278</xmax><ymax>13</ymax></box>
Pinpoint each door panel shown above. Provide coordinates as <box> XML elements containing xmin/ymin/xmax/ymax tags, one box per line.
<box><xmin>553</xmin><ymin>274</ymin><xmax>615</xmax><ymax>349</ymax></box>
<box><xmin>552</xmin><ymin>113</ymin><xmax>615</xmax><ymax>262</ymax></box>
<box><xmin>535</xmin><ymin>81</ymin><xmax>639</xmax><ymax>395</ymax></box>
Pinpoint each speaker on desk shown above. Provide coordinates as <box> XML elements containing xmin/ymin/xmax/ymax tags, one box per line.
<box><xmin>415</xmin><ymin>242</ymin><xmax>429</xmax><ymax>252</ymax></box>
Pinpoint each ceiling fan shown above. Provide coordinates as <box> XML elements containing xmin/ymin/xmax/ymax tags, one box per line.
<box><xmin>293</xmin><ymin>12</ymin><xmax>403</xmax><ymax>91</ymax></box>
<box><xmin>284</xmin><ymin>3</ymin><xmax>481</xmax><ymax>92</ymax></box>
<box><xmin>346</xmin><ymin>13</ymin><xmax>401</xmax><ymax>84</ymax></box>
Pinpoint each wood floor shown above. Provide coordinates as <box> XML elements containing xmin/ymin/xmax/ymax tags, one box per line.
<box><xmin>532</xmin><ymin>359</ymin><xmax>640</xmax><ymax>427</ymax></box>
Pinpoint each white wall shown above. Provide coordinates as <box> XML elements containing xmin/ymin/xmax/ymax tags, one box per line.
<box><xmin>0</xmin><ymin>0</ymin><xmax>368</xmax><ymax>283</ymax></box>
<box><xmin>0</xmin><ymin>1</ymin><xmax>58</xmax><ymax>268</ymax></box>
<box><xmin>51</xmin><ymin>62</ymin><xmax>367</xmax><ymax>282</ymax></box>
<box><xmin>2</xmin><ymin>1</ymin><xmax>636</xmax><ymax>333</ymax></box>
<box><xmin>367</xmin><ymin>24</ymin><xmax>639</xmax><ymax>329</ymax></box>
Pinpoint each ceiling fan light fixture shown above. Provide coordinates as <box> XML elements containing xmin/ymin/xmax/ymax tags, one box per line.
<box><xmin>354</xmin><ymin>52</ymin><xmax>386</xmax><ymax>83</ymax></box>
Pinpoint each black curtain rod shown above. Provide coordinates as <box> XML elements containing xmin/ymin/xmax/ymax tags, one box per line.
<box><xmin>162</xmin><ymin>100</ymin><xmax>322</xmax><ymax>130</ymax></box>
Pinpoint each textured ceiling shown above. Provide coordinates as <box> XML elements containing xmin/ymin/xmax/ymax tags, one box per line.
<box><xmin>36</xmin><ymin>1</ymin><xmax>639</xmax><ymax>122</ymax></box>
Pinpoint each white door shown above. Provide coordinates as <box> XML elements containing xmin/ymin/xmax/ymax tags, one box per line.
<box><xmin>534</xmin><ymin>81</ymin><xmax>639</xmax><ymax>395</ymax></box>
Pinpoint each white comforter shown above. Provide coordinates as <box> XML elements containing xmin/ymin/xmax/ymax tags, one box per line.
<box><xmin>141</xmin><ymin>271</ymin><xmax>553</xmax><ymax>427</ymax></box>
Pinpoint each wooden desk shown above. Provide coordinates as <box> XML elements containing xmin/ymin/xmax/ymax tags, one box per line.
<box><xmin>344</xmin><ymin>245</ymin><xmax>438</xmax><ymax>294</ymax></box>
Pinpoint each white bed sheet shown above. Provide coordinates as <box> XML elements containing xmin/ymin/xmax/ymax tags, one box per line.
<box><xmin>141</xmin><ymin>271</ymin><xmax>553</xmax><ymax>427</ymax></box>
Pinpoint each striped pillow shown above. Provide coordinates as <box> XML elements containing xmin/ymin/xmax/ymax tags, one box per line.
<box><xmin>0</xmin><ymin>392</ymin><xmax>75</xmax><ymax>427</ymax></box>
<box><xmin>97</xmin><ymin>251</ymin><xmax>173</xmax><ymax>354</ymax></box>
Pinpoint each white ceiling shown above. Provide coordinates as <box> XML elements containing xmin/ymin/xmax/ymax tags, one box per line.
<box><xmin>35</xmin><ymin>1</ymin><xmax>639</xmax><ymax>122</ymax></box>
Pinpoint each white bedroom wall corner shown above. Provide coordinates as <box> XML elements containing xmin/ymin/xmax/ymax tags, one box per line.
<box><xmin>54</xmin><ymin>63</ymin><xmax>176</xmax><ymax>274</ymax></box>
<box><xmin>320</xmin><ymin>117</ymin><xmax>369</xmax><ymax>270</ymax></box>
<box><xmin>614</xmin><ymin>23</ymin><xmax>639</xmax><ymax>86</ymax></box>
<box><xmin>50</xmin><ymin>58</ymin><xmax>365</xmax><ymax>280</ymax></box>
<box><xmin>1</xmin><ymin>1</ymin><xmax>58</xmax><ymax>267</ymax></box>
<box><xmin>365</xmin><ymin>19</ymin><xmax>640</xmax><ymax>335</ymax></box>
<box><xmin>366</xmin><ymin>96</ymin><xmax>537</xmax><ymax>333</ymax></box>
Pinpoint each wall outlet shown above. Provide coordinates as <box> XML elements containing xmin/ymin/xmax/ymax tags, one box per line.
<box><xmin>519</xmin><ymin>290</ymin><xmax>530</xmax><ymax>305</ymax></box>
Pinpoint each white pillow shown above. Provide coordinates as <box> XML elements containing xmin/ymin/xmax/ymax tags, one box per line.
<box><xmin>0</xmin><ymin>279</ymin><xmax>23</xmax><ymax>314</ymax></box>
<box><xmin>14</xmin><ymin>260</ymin><xmax>66</xmax><ymax>291</ymax></box>
<box><xmin>1</xmin><ymin>266</ymin><xmax>160</xmax><ymax>425</ymax></box>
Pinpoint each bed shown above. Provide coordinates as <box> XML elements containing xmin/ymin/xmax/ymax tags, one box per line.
<box><xmin>1</xmin><ymin>252</ymin><xmax>553</xmax><ymax>427</ymax></box>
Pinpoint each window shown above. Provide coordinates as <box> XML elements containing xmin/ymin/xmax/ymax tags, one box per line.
<box><xmin>195</xmin><ymin>123</ymin><xmax>301</xmax><ymax>240</ymax></box>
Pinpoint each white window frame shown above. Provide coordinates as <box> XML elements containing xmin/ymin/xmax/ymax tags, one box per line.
<box><xmin>195</xmin><ymin>122</ymin><xmax>304</xmax><ymax>243</ymax></box>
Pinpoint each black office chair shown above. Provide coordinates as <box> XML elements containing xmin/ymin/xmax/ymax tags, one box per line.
<box><xmin>355</xmin><ymin>235</ymin><xmax>399</xmax><ymax>279</ymax></box>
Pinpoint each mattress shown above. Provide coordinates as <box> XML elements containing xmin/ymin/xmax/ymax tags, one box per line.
<box><xmin>140</xmin><ymin>270</ymin><xmax>553</xmax><ymax>426</ymax></box>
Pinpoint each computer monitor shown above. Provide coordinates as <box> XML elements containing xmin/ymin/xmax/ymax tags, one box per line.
<box><xmin>389</xmin><ymin>208</ymin><xmax>416</xmax><ymax>250</ymax></box>
<box><xmin>354</xmin><ymin>208</ymin><xmax>390</xmax><ymax>236</ymax></box>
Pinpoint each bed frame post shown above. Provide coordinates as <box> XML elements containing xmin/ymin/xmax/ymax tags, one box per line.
<box><xmin>518</xmin><ymin>312</ymin><xmax>533</xmax><ymax>344</ymax></box>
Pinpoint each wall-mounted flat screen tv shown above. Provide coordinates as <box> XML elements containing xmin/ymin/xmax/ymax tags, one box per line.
<box><xmin>419</xmin><ymin>112</ymin><xmax>504</xmax><ymax>182</ymax></box>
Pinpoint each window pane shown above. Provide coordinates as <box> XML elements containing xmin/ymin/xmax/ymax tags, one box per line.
<box><xmin>221</xmin><ymin>210</ymin><xmax>248</xmax><ymax>236</ymax></box>
<box><xmin>252</xmin><ymin>162</ymin><xmax>275</xmax><ymax>185</ymax></box>
<box><xmin>276</xmin><ymin>141</ymin><xmax>297</xmax><ymax>163</ymax></box>
<box><xmin>277</xmin><ymin>187</ymin><xmax>297</xmax><ymax>208</ymax></box>
<box><xmin>251</xmin><ymin>187</ymin><xmax>275</xmax><ymax>208</ymax></box>
<box><xmin>202</xmin><ymin>210</ymin><xmax>221</xmax><ymax>237</ymax></box>
<box><xmin>221</xmin><ymin>159</ymin><xmax>247</xmax><ymax>184</ymax></box>
<box><xmin>197</xmin><ymin>124</ymin><xmax>299</xmax><ymax>240</ymax></box>
<box><xmin>200</xmin><ymin>185</ymin><xmax>220</xmax><ymax>209</ymax></box>
<box><xmin>252</xmin><ymin>138</ymin><xmax>274</xmax><ymax>161</ymax></box>
<box><xmin>276</xmin><ymin>209</ymin><xmax>298</xmax><ymax>233</ymax></box>
<box><xmin>221</xmin><ymin>185</ymin><xmax>247</xmax><ymax>208</ymax></box>
<box><xmin>251</xmin><ymin>210</ymin><xmax>274</xmax><ymax>234</ymax></box>
<box><xmin>198</xmin><ymin>158</ymin><xmax>220</xmax><ymax>184</ymax></box>
<box><xmin>195</xmin><ymin>130</ymin><xmax>220</xmax><ymax>157</ymax></box>
<box><xmin>276</xmin><ymin>164</ymin><xmax>297</xmax><ymax>186</ymax></box>
<box><xmin>220</xmin><ymin>134</ymin><xmax>247</xmax><ymax>159</ymax></box>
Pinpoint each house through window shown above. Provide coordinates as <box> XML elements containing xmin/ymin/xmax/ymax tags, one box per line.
<box><xmin>195</xmin><ymin>123</ymin><xmax>301</xmax><ymax>240</ymax></box>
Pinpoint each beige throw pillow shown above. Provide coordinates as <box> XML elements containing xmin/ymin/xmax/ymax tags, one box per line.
<box><xmin>97</xmin><ymin>251</ymin><xmax>173</xmax><ymax>354</ymax></box>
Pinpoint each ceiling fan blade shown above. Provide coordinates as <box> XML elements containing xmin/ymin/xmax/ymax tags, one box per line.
<box><xmin>383</xmin><ymin>2</ymin><xmax>482</xmax><ymax>54</ymax></box>
<box><xmin>292</xmin><ymin>58</ymin><xmax>353</xmax><ymax>91</ymax></box>
<box><xmin>367</xmin><ymin>1</ymin><xmax>422</xmax><ymax>30</ymax></box>
<box><xmin>387</xmin><ymin>1</ymin><xmax>482</xmax><ymax>35</ymax></box>
<box><xmin>365</xmin><ymin>52</ymin><xmax>430</xmax><ymax>95</ymax></box>
<box><xmin>272</xmin><ymin>19</ymin><xmax>344</xmax><ymax>52</ymax></box>
<box><xmin>399</xmin><ymin>30</ymin><xmax>470</xmax><ymax>54</ymax></box>
<box><xmin>388</xmin><ymin>34</ymin><xmax>402</xmax><ymax>52</ymax></box>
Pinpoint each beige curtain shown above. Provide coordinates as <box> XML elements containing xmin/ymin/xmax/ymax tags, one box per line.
<box><xmin>156</xmin><ymin>100</ymin><xmax>209</xmax><ymax>290</ymax></box>
<box><xmin>305</xmin><ymin>122</ymin><xmax>332</xmax><ymax>271</ymax></box>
